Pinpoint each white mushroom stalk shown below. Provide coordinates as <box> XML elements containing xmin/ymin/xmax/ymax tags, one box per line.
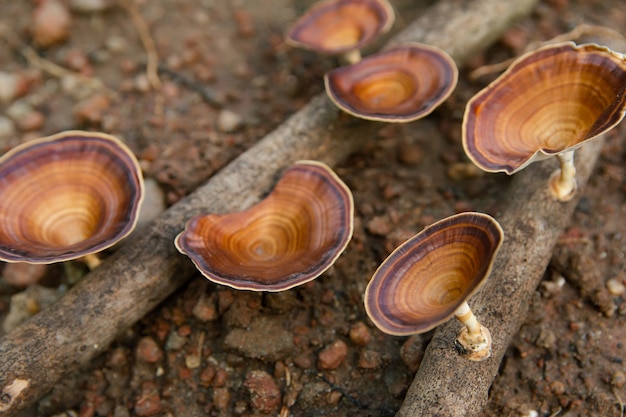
<box><xmin>548</xmin><ymin>149</ymin><xmax>577</xmax><ymax>202</ymax></box>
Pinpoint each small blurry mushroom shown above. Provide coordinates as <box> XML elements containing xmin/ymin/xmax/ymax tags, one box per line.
<box><xmin>364</xmin><ymin>212</ymin><xmax>503</xmax><ymax>361</ymax></box>
<box><xmin>286</xmin><ymin>0</ymin><xmax>395</xmax><ymax>64</ymax></box>
<box><xmin>324</xmin><ymin>43</ymin><xmax>458</xmax><ymax>122</ymax></box>
<box><xmin>463</xmin><ymin>41</ymin><xmax>626</xmax><ymax>202</ymax></box>
<box><xmin>0</xmin><ymin>130</ymin><xmax>144</xmax><ymax>268</ymax></box>
<box><xmin>175</xmin><ymin>160</ymin><xmax>354</xmax><ymax>292</ymax></box>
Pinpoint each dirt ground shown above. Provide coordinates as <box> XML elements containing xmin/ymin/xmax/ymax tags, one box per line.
<box><xmin>0</xmin><ymin>0</ymin><xmax>625</xmax><ymax>416</ymax></box>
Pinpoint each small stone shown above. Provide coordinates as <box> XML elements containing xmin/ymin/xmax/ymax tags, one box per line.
<box><xmin>192</xmin><ymin>292</ymin><xmax>218</xmax><ymax>322</ymax></box>
<box><xmin>0</xmin><ymin>116</ymin><xmax>16</xmax><ymax>143</ymax></box>
<box><xmin>136</xmin><ymin>337</ymin><xmax>163</xmax><ymax>363</ymax></box>
<box><xmin>233</xmin><ymin>9</ymin><xmax>255</xmax><ymax>37</ymax></box>
<box><xmin>348</xmin><ymin>322</ymin><xmax>371</xmax><ymax>346</ymax></box>
<box><xmin>224</xmin><ymin>316</ymin><xmax>294</xmax><ymax>361</ymax></box>
<box><xmin>447</xmin><ymin>162</ymin><xmax>484</xmax><ymax>181</ymax></box>
<box><xmin>549</xmin><ymin>380</ymin><xmax>566</xmax><ymax>395</ymax></box>
<box><xmin>611</xmin><ymin>370</ymin><xmax>626</xmax><ymax>388</ymax></box>
<box><xmin>213</xmin><ymin>387</ymin><xmax>230</xmax><ymax>410</ymax></box>
<box><xmin>0</xmin><ymin>72</ymin><xmax>28</xmax><ymax>104</ymax></box>
<box><xmin>244</xmin><ymin>370</ymin><xmax>281</xmax><ymax>413</ymax></box>
<box><xmin>2</xmin><ymin>262</ymin><xmax>48</xmax><ymax>287</ymax></box>
<box><xmin>165</xmin><ymin>329</ymin><xmax>187</xmax><ymax>351</ymax></box>
<box><xmin>135</xmin><ymin>178</ymin><xmax>166</xmax><ymax>230</ymax></box>
<box><xmin>134</xmin><ymin>384</ymin><xmax>161</xmax><ymax>416</ymax></box>
<box><xmin>317</xmin><ymin>339</ymin><xmax>348</xmax><ymax>370</ymax></box>
<box><xmin>366</xmin><ymin>216</ymin><xmax>392</xmax><ymax>236</ymax></box>
<box><xmin>358</xmin><ymin>349</ymin><xmax>382</xmax><ymax>369</ymax></box>
<box><xmin>3</xmin><ymin>285</ymin><xmax>61</xmax><ymax>333</ymax></box>
<box><xmin>535</xmin><ymin>328</ymin><xmax>556</xmax><ymax>350</ymax></box>
<box><xmin>6</xmin><ymin>101</ymin><xmax>44</xmax><ymax>132</ymax></box>
<box><xmin>74</xmin><ymin>93</ymin><xmax>111</xmax><ymax>125</ymax></box>
<box><xmin>217</xmin><ymin>109</ymin><xmax>243</xmax><ymax>133</ymax></box>
<box><xmin>32</xmin><ymin>0</ymin><xmax>72</xmax><ymax>48</ymax></box>
<box><xmin>607</xmin><ymin>278</ymin><xmax>626</xmax><ymax>296</ymax></box>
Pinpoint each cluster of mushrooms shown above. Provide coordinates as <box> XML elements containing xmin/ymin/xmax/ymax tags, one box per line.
<box><xmin>3</xmin><ymin>0</ymin><xmax>626</xmax><ymax>365</ymax></box>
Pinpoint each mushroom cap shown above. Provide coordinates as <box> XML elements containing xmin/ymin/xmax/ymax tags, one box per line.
<box><xmin>175</xmin><ymin>160</ymin><xmax>354</xmax><ymax>292</ymax></box>
<box><xmin>324</xmin><ymin>43</ymin><xmax>458</xmax><ymax>122</ymax></box>
<box><xmin>463</xmin><ymin>41</ymin><xmax>626</xmax><ymax>174</ymax></box>
<box><xmin>364</xmin><ymin>212</ymin><xmax>503</xmax><ymax>336</ymax></box>
<box><xmin>0</xmin><ymin>130</ymin><xmax>144</xmax><ymax>264</ymax></box>
<box><xmin>286</xmin><ymin>0</ymin><xmax>395</xmax><ymax>55</ymax></box>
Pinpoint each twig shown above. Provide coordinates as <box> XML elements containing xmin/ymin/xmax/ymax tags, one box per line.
<box><xmin>614</xmin><ymin>387</ymin><xmax>625</xmax><ymax>417</ymax></box>
<box><xmin>118</xmin><ymin>0</ymin><xmax>162</xmax><ymax>91</ymax></box>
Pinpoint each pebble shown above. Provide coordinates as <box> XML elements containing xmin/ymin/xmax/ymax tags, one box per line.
<box><xmin>3</xmin><ymin>285</ymin><xmax>61</xmax><ymax>333</ymax></box>
<box><xmin>549</xmin><ymin>380</ymin><xmax>566</xmax><ymax>395</ymax></box>
<box><xmin>2</xmin><ymin>262</ymin><xmax>48</xmax><ymax>287</ymax></box>
<box><xmin>224</xmin><ymin>316</ymin><xmax>294</xmax><ymax>361</ymax></box>
<box><xmin>611</xmin><ymin>370</ymin><xmax>626</xmax><ymax>388</ymax></box>
<box><xmin>73</xmin><ymin>93</ymin><xmax>111</xmax><ymax>125</ymax></box>
<box><xmin>317</xmin><ymin>339</ymin><xmax>348</xmax><ymax>370</ymax></box>
<box><xmin>134</xmin><ymin>382</ymin><xmax>162</xmax><ymax>416</ymax></box>
<box><xmin>606</xmin><ymin>278</ymin><xmax>626</xmax><ymax>296</ymax></box>
<box><xmin>535</xmin><ymin>328</ymin><xmax>557</xmax><ymax>350</ymax></box>
<box><xmin>243</xmin><ymin>370</ymin><xmax>282</xmax><ymax>413</ymax></box>
<box><xmin>135</xmin><ymin>178</ymin><xmax>166</xmax><ymax>230</ymax></box>
<box><xmin>6</xmin><ymin>100</ymin><xmax>44</xmax><ymax>132</ymax></box>
<box><xmin>447</xmin><ymin>162</ymin><xmax>484</xmax><ymax>181</ymax></box>
<box><xmin>217</xmin><ymin>109</ymin><xmax>243</xmax><ymax>133</ymax></box>
<box><xmin>358</xmin><ymin>349</ymin><xmax>382</xmax><ymax>369</ymax></box>
<box><xmin>366</xmin><ymin>215</ymin><xmax>392</xmax><ymax>236</ymax></box>
<box><xmin>136</xmin><ymin>336</ymin><xmax>163</xmax><ymax>363</ymax></box>
<box><xmin>213</xmin><ymin>387</ymin><xmax>230</xmax><ymax>410</ymax></box>
<box><xmin>32</xmin><ymin>0</ymin><xmax>72</xmax><ymax>48</ymax></box>
<box><xmin>0</xmin><ymin>72</ymin><xmax>28</xmax><ymax>104</ymax></box>
<box><xmin>0</xmin><ymin>116</ymin><xmax>16</xmax><ymax>144</ymax></box>
<box><xmin>192</xmin><ymin>292</ymin><xmax>218</xmax><ymax>322</ymax></box>
<box><xmin>348</xmin><ymin>321</ymin><xmax>371</xmax><ymax>346</ymax></box>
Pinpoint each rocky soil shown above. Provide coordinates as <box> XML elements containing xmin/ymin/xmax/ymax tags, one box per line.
<box><xmin>0</xmin><ymin>0</ymin><xmax>625</xmax><ymax>416</ymax></box>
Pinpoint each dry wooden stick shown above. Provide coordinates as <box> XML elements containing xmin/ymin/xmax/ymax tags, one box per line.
<box><xmin>0</xmin><ymin>0</ymin><xmax>537</xmax><ymax>415</ymax></box>
<box><xmin>397</xmin><ymin>139</ymin><xmax>605</xmax><ymax>417</ymax></box>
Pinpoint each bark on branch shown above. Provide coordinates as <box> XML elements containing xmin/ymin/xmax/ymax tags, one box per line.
<box><xmin>0</xmin><ymin>0</ymin><xmax>538</xmax><ymax>415</ymax></box>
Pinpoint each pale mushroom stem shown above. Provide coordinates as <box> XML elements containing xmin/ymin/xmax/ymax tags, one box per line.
<box><xmin>80</xmin><ymin>253</ymin><xmax>102</xmax><ymax>269</ymax></box>
<box><xmin>454</xmin><ymin>301</ymin><xmax>481</xmax><ymax>335</ymax></box>
<box><xmin>548</xmin><ymin>150</ymin><xmax>577</xmax><ymax>202</ymax></box>
<box><xmin>453</xmin><ymin>301</ymin><xmax>492</xmax><ymax>361</ymax></box>
<box><xmin>342</xmin><ymin>49</ymin><xmax>362</xmax><ymax>64</ymax></box>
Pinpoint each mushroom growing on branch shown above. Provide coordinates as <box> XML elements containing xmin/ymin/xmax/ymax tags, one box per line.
<box><xmin>0</xmin><ymin>130</ymin><xmax>144</xmax><ymax>269</ymax></box>
<box><xmin>324</xmin><ymin>43</ymin><xmax>458</xmax><ymax>122</ymax></box>
<box><xmin>364</xmin><ymin>212</ymin><xmax>503</xmax><ymax>361</ymax></box>
<box><xmin>463</xmin><ymin>41</ymin><xmax>626</xmax><ymax>201</ymax></box>
<box><xmin>286</xmin><ymin>0</ymin><xmax>395</xmax><ymax>64</ymax></box>
<box><xmin>175</xmin><ymin>160</ymin><xmax>354</xmax><ymax>292</ymax></box>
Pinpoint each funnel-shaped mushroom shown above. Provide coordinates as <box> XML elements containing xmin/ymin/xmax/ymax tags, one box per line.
<box><xmin>463</xmin><ymin>41</ymin><xmax>626</xmax><ymax>201</ymax></box>
<box><xmin>175</xmin><ymin>161</ymin><xmax>354</xmax><ymax>292</ymax></box>
<box><xmin>286</xmin><ymin>0</ymin><xmax>395</xmax><ymax>64</ymax></box>
<box><xmin>0</xmin><ymin>131</ymin><xmax>144</xmax><ymax>268</ymax></box>
<box><xmin>364</xmin><ymin>212</ymin><xmax>503</xmax><ymax>361</ymax></box>
<box><xmin>324</xmin><ymin>43</ymin><xmax>458</xmax><ymax>122</ymax></box>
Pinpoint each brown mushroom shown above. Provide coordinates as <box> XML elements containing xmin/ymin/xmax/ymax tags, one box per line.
<box><xmin>286</xmin><ymin>0</ymin><xmax>395</xmax><ymax>64</ymax></box>
<box><xmin>463</xmin><ymin>41</ymin><xmax>626</xmax><ymax>201</ymax></box>
<box><xmin>0</xmin><ymin>130</ymin><xmax>144</xmax><ymax>268</ymax></box>
<box><xmin>175</xmin><ymin>160</ymin><xmax>354</xmax><ymax>292</ymax></box>
<box><xmin>324</xmin><ymin>43</ymin><xmax>458</xmax><ymax>122</ymax></box>
<box><xmin>364</xmin><ymin>212</ymin><xmax>503</xmax><ymax>361</ymax></box>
